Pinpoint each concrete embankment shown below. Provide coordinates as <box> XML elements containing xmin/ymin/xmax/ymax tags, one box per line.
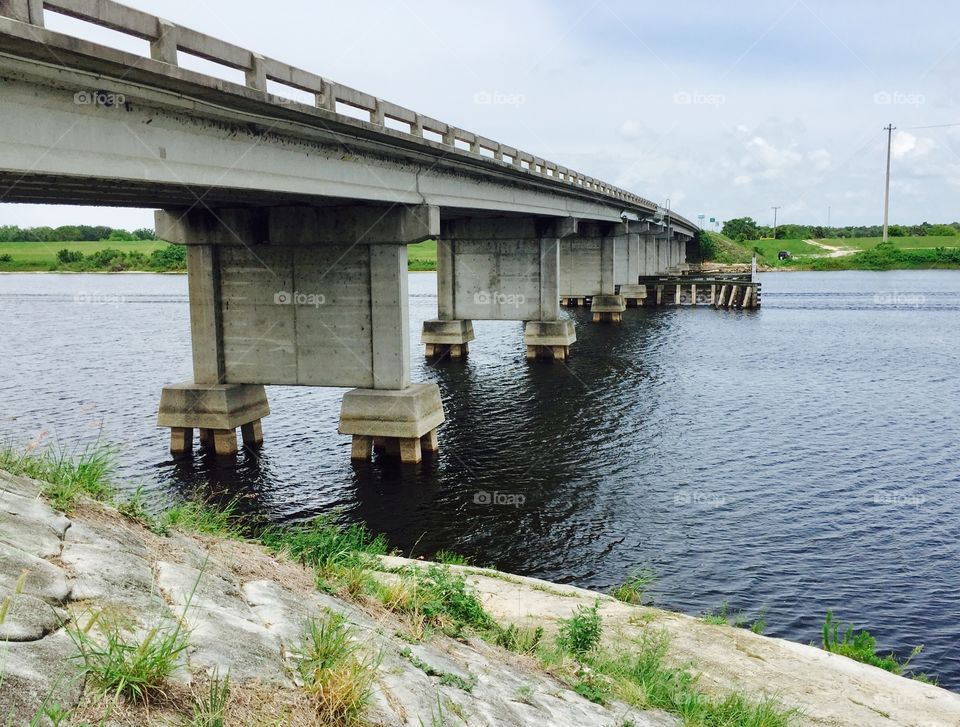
<box><xmin>2</xmin><ymin>469</ymin><xmax>958</xmax><ymax>726</ymax></box>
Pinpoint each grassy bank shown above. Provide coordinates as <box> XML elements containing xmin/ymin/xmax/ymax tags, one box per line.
<box><xmin>0</xmin><ymin>241</ymin><xmax>184</xmax><ymax>272</ymax></box>
<box><xmin>700</xmin><ymin>232</ymin><xmax>960</xmax><ymax>271</ymax></box>
<box><xmin>0</xmin><ymin>239</ymin><xmax>440</xmax><ymax>273</ymax></box>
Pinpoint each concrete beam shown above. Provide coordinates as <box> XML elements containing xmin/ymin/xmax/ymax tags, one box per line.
<box><xmin>157</xmin><ymin>206</ymin><xmax>439</xmax><ymax>246</ymax></box>
<box><xmin>270</xmin><ymin>205</ymin><xmax>439</xmax><ymax>245</ymax></box>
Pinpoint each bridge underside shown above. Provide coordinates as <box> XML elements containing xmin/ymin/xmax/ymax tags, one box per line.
<box><xmin>0</xmin><ymin>9</ymin><xmax>700</xmax><ymax>465</ymax></box>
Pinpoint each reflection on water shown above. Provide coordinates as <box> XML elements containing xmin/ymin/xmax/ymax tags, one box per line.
<box><xmin>2</xmin><ymin>270</ymin><xmax>959</xmax><ymax>686</ymax></box>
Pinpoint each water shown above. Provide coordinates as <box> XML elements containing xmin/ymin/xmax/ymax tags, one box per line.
<box><xmin>2</xmin><ymin>270</ymin><xmax>959</xmax><ymax>687</ymax></box>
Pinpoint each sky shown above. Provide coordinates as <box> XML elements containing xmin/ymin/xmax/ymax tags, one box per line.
<box><xmin>4</xmin><ymin>0</ymin><xmax>960</xmax><ymax>230</ymax></box>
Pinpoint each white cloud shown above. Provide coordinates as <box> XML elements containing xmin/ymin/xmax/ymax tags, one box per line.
<box><xmin>891</xmin><ymin>131</ymin><xmax>935</xmax><ymax>160</ymax></box>
<box><xmin>808</xmin><ymin>149</ymin><xmax>832</xmax><ymax>171</ymax></box>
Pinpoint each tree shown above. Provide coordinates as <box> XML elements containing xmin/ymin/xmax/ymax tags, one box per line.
<box><xmin>722</xmin><ymin>217</ymin><xmax>760</xmax><ymax>242</ymax></box>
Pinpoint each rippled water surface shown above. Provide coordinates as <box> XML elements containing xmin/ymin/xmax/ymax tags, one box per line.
<box><xmin>2</xmin><ymin>270</ymin><xmax>959</xmax><ymax>686</ymax></box>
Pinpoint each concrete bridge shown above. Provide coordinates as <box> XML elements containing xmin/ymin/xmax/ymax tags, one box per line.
<box><xmin>0</xmin><ymin>0</ymin><xmax>699</xmax><ymax>463</ymax></box>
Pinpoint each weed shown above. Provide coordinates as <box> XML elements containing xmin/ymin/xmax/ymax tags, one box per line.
<box><xmin>434</xmin><ymin>550</ymin><xmax>469</xmax><ymax>566</ymax></box>
<box><xmin>513</xmin><ymin>685</ymin><xmax>535</xmax><ymax>705</ymax></box>
<box><xmin>117</xmin><ymin>485</ymin><xmax>167</xmax><ymax>535</ymax></box>
<box><xmin>0</xmin><ymin>442</ymin><xmax>114</xmax><ymax>512</ymax></box>
<box><xmin>595</xmin><ymin>631</ymin><xmax>796</xmax><ymax>725</ymax></box>
<box><xmin>191</xmin><ymin>669</ymin><xmax>230</xmax><ymax>726</ymax></box>
<box><xmin>610</xmin><ymin>569</ymin><xmax>655</xmax><ymax>605</ymax></box>
<box><xmin>399</xmin><ymin>647</ymin><xmax>476</xmax><ymax>692</ymax></box>
<box><xmin>822</xmin><ymin>611</ymin><xmax>921</xmax><ymax>675</ymax></box>
<box><xmin>67</xmin><ymin>608</ymin><xmax>190</xmax><ymax>703</ymax></box>
<box><xmin>572</xmin><ymin>665</ymin><xmax>611</xmax><ymax>704</ymax></box>
<box><xmin>161</xmin><ymin>499</ymin><xmax>242</xmax><ymax>538</ymax></box>
<box><xmin>491</xmin><ymin>623</ymin><xmax>544</xmax><ymax>655</ymax></box>
<box><xmin>383</xmin><ymin>566</ymin><xmax>493</xmax><ymax>638</ymax></box>
<box><xmin>556</xmin><ymin>603</ymin><xmax>602</xmax><ymax>658</ymax></box>
<box><xmin>261</xmin><ymin>516</ymin><xmax>387</xmax><ymax>576</ymax></box>
<box><xmin>293</xmin><ymin>610</ymin><xmax>379</xmax><ymax>725</ymax></box>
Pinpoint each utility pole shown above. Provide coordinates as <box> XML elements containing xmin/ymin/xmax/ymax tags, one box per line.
<box><xmin>771</xmin><ymin>206</ymin><xmax>781</xmax><ymax>240</ymax></box>
<box><xmin>827</xmin><ymin>205</ymin><xmax>831</xmax><ymax>230</ymax></box>
<box><xmin>882</xmin><ymin>123</ymin><xmax>895</xmax><ymax>243</ymax></box>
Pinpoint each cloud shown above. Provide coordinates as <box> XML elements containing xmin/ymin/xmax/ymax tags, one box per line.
<box><xmin>808</xmin><ymin>149</ymin><xmax>832</xmax><ymax>171</ymax></box>
<box><xmin>891</xmin><ymin>131</ymin><xmax>935</xmax><ymax>160</ymax></box>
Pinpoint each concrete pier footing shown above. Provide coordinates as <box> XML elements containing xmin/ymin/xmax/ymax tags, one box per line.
<box><xmin>524</xmin><ymin>320</ymin><xmax>576</xmax><ymax>361</ymax></box>
<box><xmin>421</xmin><ymin>319</ymin><xmax>475</xmax><ymax>359</ymax></box>
<box><xmin>338</xmin><ymin>383</ymin><xmax>445</xmax><ymax>464</ymax></box>
<box><xmin>618</xmin><ymin>284</ymin><xmax>648</xmax><ymax>306</ymax></box>
<box><xmin>590</xmin><ymin>294</ymin><xmax>627</xmax><ymax>323</ymax></box>
<box><xmin>157</xmin><ymin>381</ymin><xmax>270</xmax><ymax>456</ymax></box>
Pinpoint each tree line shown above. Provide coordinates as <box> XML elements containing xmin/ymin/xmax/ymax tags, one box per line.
<box><xmin>0</xmin><ymin>225</ymin><xmax>156</xmax><ymax>242</ymax></box>
<box><xmin>721</xmin><ymin>218</ymin><xmax>960</xmax><ymax>242</ymax></box>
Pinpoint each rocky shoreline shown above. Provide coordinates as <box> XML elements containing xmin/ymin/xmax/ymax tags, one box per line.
<box><xmin>2</xmin><ymin>469</ymin><xmax>959</xmax><ymax>726</ymax></box>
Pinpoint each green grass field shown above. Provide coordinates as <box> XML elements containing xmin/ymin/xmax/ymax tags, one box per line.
<box><xmin>702</xmin><ymin>232</ymin><xmax>960</xmax><ymax>270</ymax></box>
<box><xmin>0</xmin><ymin>240</ymin><xmax>169</xmax><ymax>271</ymax></box>
<box><xmin>407</xmin><ymin>239</ymin><xmax>437</xmax><ymax>271</ymax></box>
<box><xmin>748</xmin><ymin>238</ymin><xmax>823</xmax><ymax>259</ymax></box>
<box><xmin>0</xmin><ymin>239</ymin><xmax>441</xmax><ymax>272</ymax></box>
<box><xmin>829</xmin><ymin>235</ymin><xmax>960</xmax><ymax>251</ymax></box>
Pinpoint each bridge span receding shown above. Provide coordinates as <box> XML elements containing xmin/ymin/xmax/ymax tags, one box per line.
<box><xmin>0</xmin><ymin>0</ymin><xmax>700</xmax><ymax>463</ymax></box>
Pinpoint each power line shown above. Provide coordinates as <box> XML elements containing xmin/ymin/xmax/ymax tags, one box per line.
<box><xmin>899</xmin><ymin>122</ymin><xmax>960</xmax><ymax>130</ymax></box>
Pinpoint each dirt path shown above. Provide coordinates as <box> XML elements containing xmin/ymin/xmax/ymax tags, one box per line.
<box><xmin>804</xmin><ymin>239</ymin><xmax>858</xmax><ymax>258</ymax></box>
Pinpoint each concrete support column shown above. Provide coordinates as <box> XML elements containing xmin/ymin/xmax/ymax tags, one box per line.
<box><xmin>156</xmin><ymin>204</ymin><xmax>444</xmax><ymax>463</ymax></box>
<box><xmin>524</xmin><ymin>234</ymin><xmax>575</xmax><ymax>361</ymax></box>
<box><xmin>619</xmin><ymin>229</ymin><xmax>647</xmax><ymax>306</ymax></box>
<box><xmin>423</xmin><ymin>237</ymin><xmax>474</xmax><ymax>359</ymax></box>
<box><xmin>424</xmin><ymin>216</ymin><xmax>576</xmax><ymax>362</ymax></box>
<box><xmin>591</xmin><ymin>228</ymin><xmax>626</xmax><ymax>323</ymax></box>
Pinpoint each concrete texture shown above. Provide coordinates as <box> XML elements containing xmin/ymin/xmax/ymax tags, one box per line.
<box><xmin>156</xmin><ymin>382</ymin><xmax>270</xmax><ymax>431</ymax></box>
<box><xmin>338</xmin><ymin>383</ymin><xmax>444</xmax><ymax>439</ymax></box>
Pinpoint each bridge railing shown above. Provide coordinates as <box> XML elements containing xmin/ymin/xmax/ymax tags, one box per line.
<box><xmin>0</xmin><ymin>0</ymin><xmax>696</xmax><ymax>225</ymax></box>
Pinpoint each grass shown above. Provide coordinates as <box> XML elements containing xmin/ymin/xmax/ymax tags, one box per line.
<box><xmin>260</xmin><ymin>515</ymin><xmax>388</xmax><ymax>577</ymax></box>
<box><xmin>0</xmin><ymin>240</ymin><xmax>168</xmax><ymax>271</ymax></box>
<box><xmin>556</xmin><ymin>603</ymin><xmax>603</xmax><ymax>657</ymax></box>
<box><xmin>821</xmin><ymin>611</ymin><xmax>922</xmax><ymax>676</ymax></box>
<box><xmin>542</xmin><ymin>619</ymin><xmax>796</xmax><ymax>725</ymax></box>
<box><xmin>66</xmin><ymin>607</ymin><xmax>190</xmax><ymax>704</ymax></box>
<box><xmin>701</xmin><ymin>603</ymin><xmax>767</xmax><ymax>634</ymax></box>
<box><xmin>378</xmin><ymin>565</ymin><xmax>494</xmax><ymax>639</ymax></box>
<box><xmin>0</xmin><ymin>238</ymin><xmax>439</xmax><ymax>271</ymax></box>
<box><xmin>610</xmin><ymin>569</ymin><xmax>656</xmax><ymax>605</ymax></box>
<box><xmin>407</xmin><ymin>239</ymin><xmax>437</xmax><ymax>271</ymax></box>
<box><xmin>293</xmin><ymin>611</ymin><xmax>379</xmax><ymax>726</ymax></box>
<box><xmin>0</xmin><ymin>441</ymin><xmax>114</xmax><ymax>512</ymax></box>
<box><xmin>701</xmin><ymin>231</ymin><xmax>960</xmax><ymax>270</ymax></box>
<box><xmin>160</xmin><ymin>499</ymin><xmax>243</xmax><ymax>539</ymax></box>
<box><xmin>191</xmin><ymin>669</ymin><xmax>230</xmax><ymax>727</ymax></box>
<box><xmin>399</xmin><ymin>647</ymin><xmax>477</xmax><ymax>692</ymax></box>
<box><xmin>829</xmin><ymin>235</ymin><xmax>960</xmax><ymax>251</ymax></box>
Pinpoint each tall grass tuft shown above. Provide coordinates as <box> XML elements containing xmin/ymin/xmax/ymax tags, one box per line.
<box><xmin>191</xmin><ymin>668</ymin><xmax>230</xmax><ymax>727</ymax></box>
<box><xmin>0</xmin><ymin>441</ymin><xmax>114</xmax><ymax>512</ymax></box>
<box><xmin>610</xmin><ymin>569</ymin><xmax>655</xmax><ymax>605</ymax></box>
<box><xmin>293</xmin><ymin>610</ymin><xmax>379</xmax><ymax>726</ymax></box>
<box><xmin>822</xmin><ymin>611</ymin><xmax>921</xmax><ymax>675</ymax></box>
<box><xmin>556</xmin><ymin>603</ymin><xmax>602</xmax><ymax>658</ymax></box>
<box><xmin>67</xmin><ymin>609</ymin><xmax>190</xmax><ymax>704</ymax></box>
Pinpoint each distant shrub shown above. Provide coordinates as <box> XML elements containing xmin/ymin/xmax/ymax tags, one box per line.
<box><xmin>56</xmin><ymin>248</ymin><xmax>83</xmax><ymax>264</ymax></box>
<box><xmin>149</xmin><ymin>244</ymin><xmax>186</xmax><ymax>271</ymax></box>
